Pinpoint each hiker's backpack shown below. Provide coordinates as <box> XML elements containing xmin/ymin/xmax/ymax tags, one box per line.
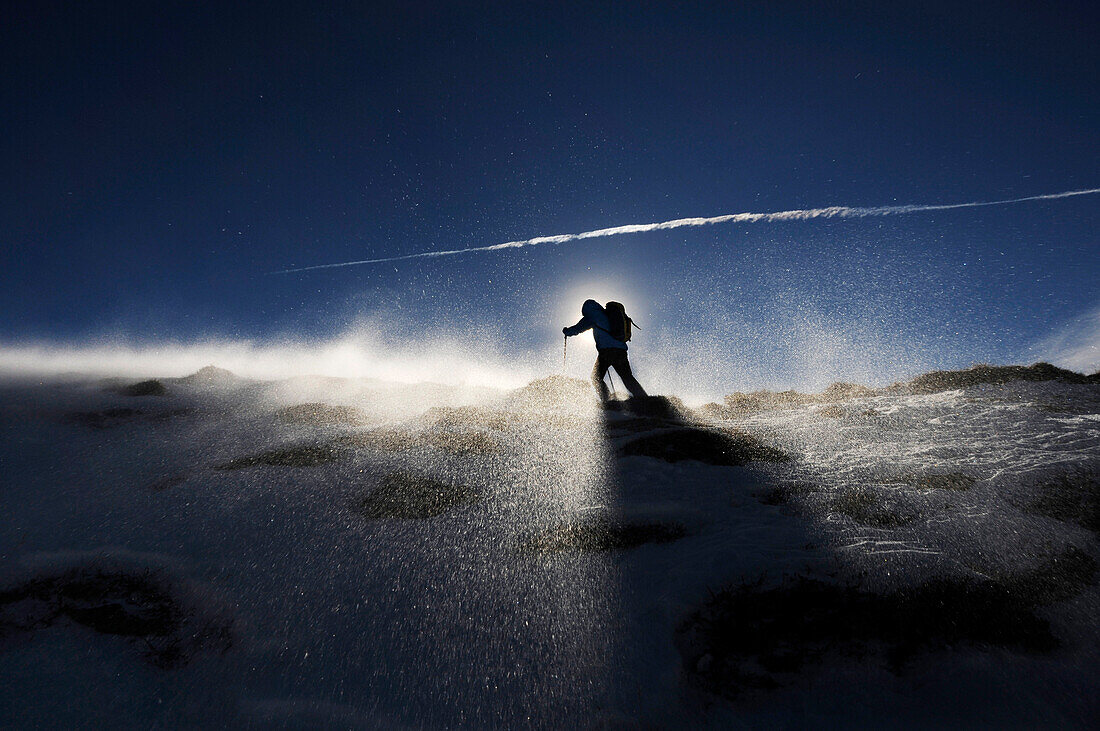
<box><xmin>604</xmin><ymin>301</ymin><xmax>633</xmax><ymax>342</ymax></box>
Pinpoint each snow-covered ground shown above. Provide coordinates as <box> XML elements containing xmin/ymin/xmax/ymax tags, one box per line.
<box><xmin>1</xmin><ymin>369</ymin><xmax>1097</xmax><ymax>728</ymax></box>
<box><xmin>734</xmin><ymin>382</ymin><xmax>1100</xmax><ymax>581</ymax></box>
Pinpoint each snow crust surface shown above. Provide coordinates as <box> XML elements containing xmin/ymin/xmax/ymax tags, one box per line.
<box><xmin>1</xmin><ymin>372</ymin><xmax>1098</xmax><ymax>728</ymax></box>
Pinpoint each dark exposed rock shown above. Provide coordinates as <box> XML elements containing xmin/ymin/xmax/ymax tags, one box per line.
<box><xmin>147</xmin><ymin>475</ymin><xmax>187</xmax><ymax>492</ymax></box>
<box><xmin>998</xmin><ymin>546</ymin><xmax>1098</xmax><ymax>604</ymax></box>
<box><xmin>605</xmin><ymin>395</ymin><xmax>690</xmax><ymax>420</ymax></box>
<box><xmin>340</xmin><ymin>427</ymin><xmax>499</xmax><ymax>455</ymax></box>
<box><xmin>904</xmin><ymin>362</ymin><xmax>1092</xmax><ymax>394</ymax></box>
<box><xmin>719</xmin><ymin>384</ymin><xmax>880</xmax><ymax>416</ymax></box>
<box><xmin>521</xmin><ymin>516</ymin><xmax>687</xmax><ymax>552</ymax></box>
<box><xmin>831</xmin><ymin>486</ymin><xmax>914</xmax><ymax>527</ymax></box>
<box><xmin>678</xmin><ymin>549</ymin><xmax>1096</xmax><ymax>699</ymax></box>
<box><xmin>694</xmin><ymin>402</ymin><xmax>734</xmax><ymax>420</ymax></box>
<box><xmin>604</xmin><ymin>416</ymin><xmax>681</xmax><ymax>437</ymax></box>
<box><xmin>422</xmin><ymin>405</ymin><xmax>514</xmax><ymax>431</ymax></box>
<box><xmin>65</xmin><ymin>601</ymin><xmax>172</xmax><ymax>637</ymax></box>
<box><xmin>409</xmin><ymin>429</ymin><xmax>499</xmax><ymax>455</ymax></box>
<box><xmin>66</xmin><ymin>407</ymin><xmax>144</xmax><ymax>429</ymax></box>
<box><xmin>1022</xmin><ymin>466</ymin><xmax>1100</xmax><ymax>534</ymax></box>
<box><xmin>0</xmin><ymin>567</ymin><xmax>232</xmax><ymax>668</ymax></box>
<box><xmin>275</xmin><ymin>402</ymin><xmax>370</xmax><ymax>426</ymax></box>
<box><xmin>724</xmin><ymin>389</ymin><xmax>813</xmax><ymax>414</ymax></box>
<box><xmin>814</xmin><ymin>404</ymin><xmax>847</xmax><ymax>419</ymax></box>
<box><xmin>883</xmin><ymin>472</ymin><xmax>976</xmax><ymax>491</ymax></box>
<box><xmin>66</xmin><ymin>406</ymin><xmax>191</xmax><ymax>430</ymax></box>
<box><xmin>755</xmin><ymin>481</ymin><xmax>820</xmax><ymax>506</ymax></box>
<box><xmin>821</xmin><ymin>382</ymin><xmax>877</xmax><ymax>400</ymax></box>
<box><xmin>712</xmin><ymin>363</ymin><xmax>1096</xmax><ymax>417</ymax></box>
<box><xmin>507</xmin><ymin>375</ymin><xmax>594</xmax><ymax>410</ymax></box>
<box><xmin>618</xmin><ymin>427</ymin><xmax>789</xmax><ymax>465</ymax></box>
<box><xmin>215</xmin><ymin>444</ymin><xmax>345</xmax><ymax>469</ymax></box>
<box><xmin>356</xmin><ymin>472</ymin><xmax>481</xmax><ymax>519</ymax></box>
<box><xmin>177</xmin><ymin>365</ymin><xmax>239</xmax><ymax>386</ymax></box>
<box><xmin>422</xmin><ymin>404</ymin><xmax>588</xmax><ymax>431</ymax></box>
<box><xmin>116</xmin><ymin>380</ymin><xmax>167</xmax><ymax>397</ymax></box>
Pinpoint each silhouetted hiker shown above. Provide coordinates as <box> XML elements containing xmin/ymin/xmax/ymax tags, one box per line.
<box><xmin>563</xmin><ymin>299</ymin><xmax>648</xmax><ymax>402</ymax></box>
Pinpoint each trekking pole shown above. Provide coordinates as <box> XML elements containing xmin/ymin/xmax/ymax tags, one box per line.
<box><xmin>563</xmin><ymin>336</ymin><xmax>568</xmax><ymax>372</ymax></box>
<box><xmin>607</xmin><ymin>369</ymin><xmax>617</xmax><ymax>399</ymax></box>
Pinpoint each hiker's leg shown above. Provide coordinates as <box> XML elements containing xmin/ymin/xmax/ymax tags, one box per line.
<box><xmin>610</xmin><ymin>350</ymin><xmax>648</xmax><ymax>399</ymax></box>
<box><xmin>591</xmin><ymin>353</ymin><xmax>611</xmax><ymax>401</ymax></box>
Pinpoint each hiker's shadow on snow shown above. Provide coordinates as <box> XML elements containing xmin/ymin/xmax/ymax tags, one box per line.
<box><xmin>568</xmin><ymin>394</ymin><xmax>839</xmax><ymax>710</ymax></box>
<box><xmin>602</xmin><ymin>395</ymin><xmax>789</xmax><ymax>469</ymax></box>
<box><xmin>521</xmin><ymin>393</ymin><xmax>793</xmax><ymax>560</ymax></box>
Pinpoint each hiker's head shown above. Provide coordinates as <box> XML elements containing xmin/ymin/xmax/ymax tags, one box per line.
<box><xmin>581</xmin><ymin>299</ymin><xmax>603</xmax><ymax>317</ymax></box>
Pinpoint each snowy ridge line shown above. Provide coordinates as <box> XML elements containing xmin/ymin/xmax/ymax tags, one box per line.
<box><xmin>272</xmin><ymin>187</ymin><xmax>1100</xmax><ymax>274</ymax></box>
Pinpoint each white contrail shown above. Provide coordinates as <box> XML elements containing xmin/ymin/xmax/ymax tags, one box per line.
<box><xmin>272</xmin><ymin>187</ymin><xmax>1100</xmax><ymax>274</ymax></box>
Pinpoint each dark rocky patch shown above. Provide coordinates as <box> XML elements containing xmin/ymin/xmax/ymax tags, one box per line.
<box><xmin>694</xmin><ymin>402</ymin><xmax>732</xmax><ymax>420</ymax></box>
<box><xmin>0</xmin><ymin>567</ymin><xmax>232</xmax><ymax>668</ymax></box>
<box><xmin>418</xmin><ymin>430</ymin><xmax>498</xmax><ymax>455</ymax></box>
<box><xmin>605</xmin><ymin>395</ymin><xmax>690</xmax><ymax>420</ymax></box>
<box><xmin>147</xmin><ymin>475</ymin><xmax>187</xmax><ymax>492</ymax></box>
<box><xmin>521</xmin><ymin>516</ymin><xmax>687</xmax><ymax>553</ymax></box>
<box><xmin>275</xmin><ymin>402</ymin><xmax>370</xmax><ymax>426</ymax></box>
<box><xmin>1022</xmin><ymin>466</ymin><xmax>1100</xmax><ymax>534</ymax></box>
<box><xmin>886</xmin><ymin>472</ymin><xmax>976</xmax><ymax>491</ymax></box>
<box><xmin>507</xmin><ymin>375</ymin><xmax>594</xmax><ymax>410</ymax></box>
<box><xmin>115</xmin><ymin>380</ymin><xmax>168</xmax><ymax>397</ymax></box>
<box><xmin>339</xmin><ymin>428</ymin><xmax>417</xmax><ymax>451</ymax></box>
<box><xmin>215</xmin><ymin>444</ymin><xmax>345</xmax><ymax>469</ymax></box>
<box><xmin>423</xmin><ymin>404</ymin><xmax>588</xmax><ymax>432</ymax></box>
<box><xmin>722</xmin><ymin>390</ymin><xmax>816</xmax><ymax>415</ymax></box>
<box><xmin>814</xmin><ymin>404</ymin><xmax>847</xmax><ymax>419</ymax></box>
<box><xmin>714</xmin><ymin>387</ymin><xmax>879</xmax><ymax>417</ymax></box>
<box><xmin>148</xmin><ymin>407</ymin><xmax>194</xmax><ymax>422</ymax></box>
<box><xmin>66</xmin><ymin>407</ymin><xmax>144</xmax><ymax>429</ymax></box>
<box><xmin>422</xmin><ymin>406</ymin><xmax>514</xmax><ymax>431</ymax></box>
<box><xmin>356</xmin><ymin>472</ymin><xmax>481</xmax><ymax>519</ymax></box>
<box><xmin>679</xmin><ymin>548</ymin><xmax>1096</xmax><ymax>699</ymax></box>
<box><xmin>604</xmin><ymin>416</ymin><xmax>681</xmax><ymax>436</ymax></box>
<box><xmin>831</xmin><ymin>486</ymin><xmax>914</xmax><ymax>527</ymax></box>
<box><xmin>340</xmin><ymin>427</ymin><xmax>498</xmax><ymax>455</ymax></box>
<box><xmin>904</xmin><ymin>362</ymin><xmax>1092</xmax><ymax>394</ymax></box>
<box><xmin>821</xmin><ymin>382</ymin><xmax>876</xmax><ymax>400</ymax></box>
<box><xmin>177</xmin><ymin>365</ymin><xmax>240</xmax><ymax>385</ymax></box>
<box><xmin>708</xmin><ymin>363</ymin><xmax>1096</xmax><ymax>419</ymax></box>
<box><xmin>755</xmin><ymin>481</ymin><xmax>820</xmax><ymax>506</ymax></box>
<box><xmin>998</xmin><ymin>546</ymin><xmax>1098</xmax><ymax>604</ymax></box>
<box><xmin>66</xmin><ymin>406</ymin><xmax>191</xmax><ymax>430</ymax></box>
<box><xmin>618</xmin><ymin>427</ymin><xmax>789</xmax><ymax>466</ymax></box>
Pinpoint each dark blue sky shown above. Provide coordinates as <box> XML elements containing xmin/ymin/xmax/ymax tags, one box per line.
<box><xmin>2</xmin><ymin>1</ymin><xmax>1097</xmax><ymax>388</ymax></box>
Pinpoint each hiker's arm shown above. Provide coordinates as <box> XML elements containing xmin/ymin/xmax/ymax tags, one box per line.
<box><xmin>563</xmin><ymin>316</ymin><xmax>592</xmax><ymax>337</ymax></box>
